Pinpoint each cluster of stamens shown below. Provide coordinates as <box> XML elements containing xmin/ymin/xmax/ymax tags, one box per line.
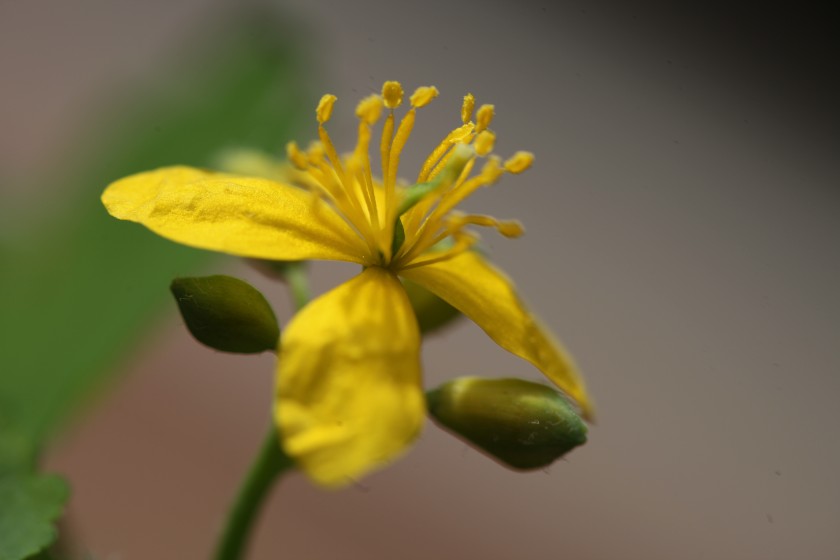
<box><xmin>285</xmin><ymin>80</ymin><xmax>534</xmax><ymax>270</ymax></box>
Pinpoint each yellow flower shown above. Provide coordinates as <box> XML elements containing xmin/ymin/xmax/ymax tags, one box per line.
<box><xmin>101</xmin><ymin>81</ymin><xmax>593</xmax><ymax>487</ymax></box>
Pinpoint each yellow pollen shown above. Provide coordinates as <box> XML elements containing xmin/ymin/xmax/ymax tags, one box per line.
<box><xmin>504</xmin><ymin>151</ymin><xmax>535</xmax><ymax>174</ymax></box>
<box><xmin>410</xmin><ymin>86</ymin><xmax>439</xmax><ymax>108</ymax></box>
<box><xmin>461</xmin><ymin>93</ymin><xmax>475</xmax><ymax>124</ymax></box>
<box><xmin>474</xmin><ymin>130</ymin><xmax>496</xmax><ymax>156</ymax></box>
<box><xmin>286</xmin><ymin>141</ymin><xmax>309</xmax><ymax>170</ymax></box>
<box><xmin>356</xmin><ymin>94</ymin><xmax>384</xmax><ymax>124</ymax></box>
<box><xmin>382</xmin><ymin>81</ymin><xmax>404</xmax><ymax>109</ymax></box>
<box><xmin>316</xmin><ymin>94</ymin><xmax>337</xmax><ymax>124</ymax></box>
<box><xmin>476</xmin><ymin>104</ymin><xmax>495</xmax><ymax>133</ymax></box>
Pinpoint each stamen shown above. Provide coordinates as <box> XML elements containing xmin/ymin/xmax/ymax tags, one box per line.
<box><xmin>352</xmin><ymin>119</ymin><xmax>380</xmax><ymax>230</ymax></box>
<box><xmin>306</xmin><ymin>141</ymin><xmax>325</xmax><ymax>161</ymax></box>
<box><xmin>410</xmin><ymin>86</ymin><xmax>439</xmax><ymax>108</ymax></box>
<box><xmin>287</xmin><ymin>83</ymin><xmax>534</xmax><ymax>270</ymax></box>
<box><xmin>318</xmin><ymin>125</ymin><xmax>348</xmax><ymax>187</ymax></box>
<box><xmin>386</xmin><ymin>108</ymin><xmax>416</xmax><ymax>220</ymax></box>
<box><xmin>312</xmin><ymin>158</ymin><xmax>378</xmax><ymax>255</ymax></box>
<box><xmin>504</xmin><ymin>151</ymin><xmax>534</xmax><ymax>174</ymax></box>
<box><xmin>382</xmin><ymin>81</ymin><xmax>404</xmax><ymax>109</ymax></box>
<box><xmin>314</xmin><ymin>94</ymin><xmax>379</xmax><ymax>253</ymax></box>
<box><xmin>380</xmin><ymin>112</ymin><xmax>395</xmax><ymax>204</ymax></box>
<box><xmin>401</xmin><ymin>144</ymin><xmax>476</xmax><ymax>235</ymax></box>
<box><xmin>474</xmin><ymin>130</ymin><xmax>496</xmax><ymax>156</ymax></box>
<box><xmin>461</xmin><ymin>93</ymin><xmax>475</xmax><ymax>124</ymax></box>
<box><xmin>356</xmin><ymin>94</ymin><xmax>383</xmax><ymax>124</ymax></box>
<box><xmin>317</xmin><ymin>94</ymin><xmax>337</xmax><ymax>124</ymax></box>
<box><xmin>346</xmin><ymin>157</ymin><xmax>376</xmax><ymax>225</ymax></box>
<box><xmin>431</xmin><ymin>156</ymin><xmax>504</xmax><ymax>219</ymax></box>
<box><xmin>286</xmin><ymin>141</ymin><xmax>309</xmax><ymax>170</ymax></box>
<box><xmin>418</xmin><ymin>123</ymin><xmax>475</xmax><ymax>183</ymax></box>
<box><xmin>400</xmin><ymin>232</ymin><xmax>477</xmax><ymax>270</ymax></box>
<box><xmin>475</xmin><ymin>104</ymin><xmax>494</xmax><ymax>133</ymax></box>
<box><xmin>446</xmin><ymin>213</ymin><xmax>525</xmax><ymax>238</ymax></box>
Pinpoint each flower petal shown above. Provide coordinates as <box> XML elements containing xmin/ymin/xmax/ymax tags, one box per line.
<box><xmin>275</xmin><ymin>267</ymin><xmax>424</xmax><ymax>487</ymax></box>
<box><xmin>400</xmin><ymin>251</ymin><xmax>594</xmax><ymax>419</ymax></box>
<box><xmin>102</xmin><ymin>166</ymin><xmax>367</xmax><ymax>263</ymax></box>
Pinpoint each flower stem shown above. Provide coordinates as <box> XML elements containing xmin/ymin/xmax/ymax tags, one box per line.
<box><xmin>213</xmin><ymin>426</ymin><xmax>293</xmax><ymax>560</ymax></box>
<box><xmin>284</xmin><ymin>262</ymin><xmax>312</xmax><ymax>310</ymax></box>
<box><xmin>214</xmin><ymin>263</ymin><xmax>312</xmax><ymax>560</ymax></box>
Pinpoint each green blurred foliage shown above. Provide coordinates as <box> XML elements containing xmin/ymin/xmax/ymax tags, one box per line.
<box><xmin>0</xmin><ymin>8</ymin><xmax>311</xmax><ymax>555</ymax></box>
<box><xmin>0</xmin><ymin>473</ymin><xmax>68</xmax><ymax>560</ymax></box>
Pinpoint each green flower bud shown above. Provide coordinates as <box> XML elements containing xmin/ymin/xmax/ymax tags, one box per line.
<box><xmin>402</xmin><ymin>278</ymin><xmax>462</xmax><ymax>334</ymax></box>
<box><xmin>170</xmin><ymin>275</ymin><xmax>279</xmax><ymax>354</ymax></box>
<box><xmin>427</xmin><ymin>377</ymin><xmax>587</xmax><ymax>470</ymax></box>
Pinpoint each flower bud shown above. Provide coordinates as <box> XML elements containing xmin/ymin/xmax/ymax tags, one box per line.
<box><xmin>170</xmin><ymin>275</ymin><xmax>279</xmax><ymax>354</ymax></box>
<box><xmin>427</xmin><ymin>377</ymin><xmax>587</xmax><ymax>470</ymax></box>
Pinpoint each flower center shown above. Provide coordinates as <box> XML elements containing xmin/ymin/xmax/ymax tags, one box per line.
<box><xmin>285</xmin><ymin>81</ymin><xmax>534</xmax><ymax>270</ymax></box>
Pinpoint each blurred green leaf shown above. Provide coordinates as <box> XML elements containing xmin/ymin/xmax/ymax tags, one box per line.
<box><xmin>0</xmin><ymin>8</ymin><xmax>310</xmax><ymax>453</ymax></box>
<box><xmin>0</xmin><ymin>473</ymin><xmax>68</xmax><ymax>560</ymax></box>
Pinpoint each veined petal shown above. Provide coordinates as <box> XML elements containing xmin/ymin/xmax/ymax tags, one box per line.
<box><xmin>102</xmin><ymin>166</ymin><xmax>367</xmax><ymax>263</ymax></box>
<box><xmin>400</xmin><ymin>251</ymin><xmax>594</xmax><ymax>419</ymax></box>
<box><xmin>275</xmin><ymin>267</ymin><xmax>424</xmax><ymax>487</ymax></box>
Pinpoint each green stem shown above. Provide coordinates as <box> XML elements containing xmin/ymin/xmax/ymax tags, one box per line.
<box><xmin>214</xmin><ymin>263</ymin><xmax>311</xmax><ymax>560</ymax></box>
<box><xmin>285</xmin><ymin>262</ymin><xmax>312</xmax><ymax>310</ymax></box>
<box><xmin>213</xmin><ymin>427</ymin><xmax>294</xmax><ymax>560</ymax></box>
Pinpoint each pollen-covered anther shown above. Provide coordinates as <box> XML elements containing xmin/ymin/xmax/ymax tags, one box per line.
<box><xmin>474</xmin><ymin>130</ymin><xmax>496</xmax><ymax>156</ymax></box>
<box><xmin>446</xmin><ymin>213</ymin><xmax>525</xmax><ymax>238</ymax></box>
<box><xmin>504</xmin><ymin>151</ymin><xmax>535</xmax><ymax>174</ymax></box>
<box><xmin>497</xmin><ymin>219</ymin><xmax>525</xmax><ymax>238</ymax></box>
<box><xmin>382</xmin><ymin>81</ymin><xmax>404</xmax><ymax>109</ymax></box>
<box><xmin>356</xmin><ymin>94</ymin><xmax>384</xmax><ymax>124</ymax></box>
<box><xmin>480</xmin><ymin>156</ymin><xmax>505</xmax><ymax>184</ymax></box>
<box><xmin>317</xmin><ymin>94</ymin><xmax>338</xmax><ymax>124</ymax></box>
<box><xmin>306</xmin><ymin>141</ymin><xmax>326</xmax><ymax>162</ymax></box>
<box><xmin>286</xmin><ymin>141</ymin><xmax>310</xmax><ymax>170</ymax></box>
<box><xmin>461</xmin><ymin>93</ymin><xmax>475</xmax><ymax>124</ymax></box>
<box><xmin>476</xmin><ymin>104</ymin><xmax>495</xmax><ymax>133</ymax></box>
<box><xmin>410</xmin><ymin>86</ymin><xmax>439</xmax><ymax>108</ymax></box>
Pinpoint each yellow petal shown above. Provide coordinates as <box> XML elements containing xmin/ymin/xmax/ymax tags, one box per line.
<box><xmin>400</xmin><ymin>251</ymin><xmax>593</xmax><ymax>419</ymax></box>
<box><xmin>102</xmin><ymin>166</ymin><xmax>367</xmax><ymax>264</ymax></box>
<box><xmin>275</xmin><ymin>267</ymin><xmax>425</xmax><ymax>487</ymax></box>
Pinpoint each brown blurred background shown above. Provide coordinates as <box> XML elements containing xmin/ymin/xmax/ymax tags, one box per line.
<box><xmin>2</xmin><ymin>0</ymin><xmax>839</xmax><ymax>558</ymax></box>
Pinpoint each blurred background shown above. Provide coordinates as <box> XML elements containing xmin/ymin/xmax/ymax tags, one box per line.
<box><xmin>2</xmin><ymin>0</ymin><xmax>839</xmax><ymax>558</ymax></box>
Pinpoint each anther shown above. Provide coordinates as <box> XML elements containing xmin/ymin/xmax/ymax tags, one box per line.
<box><xmin>503</xmin><ymin>151</ymin><xmax>534</xmax><ymax>174</ymax></box>
<box><xmin>382</xmin><ymin>81</ymin><xmax>404</xmax><ymax>109</ymax></box>
<box><xmin>316</xmin><ymin>94</ymin><xmax>337</xmax><ymax>124</ymax></box>
<box><xmin>475</xmin><ymin>104</ymin><xmax>495</xmax><ymax>132</ymax></box>
<box><xmin>461</xmin><ymin>93</ymin><xmax>475</xmax><ymax>124</ymax></box>
<box><xmin>474</xmin><ymin>130</ymin><xmax>496</xmax><ymax>156</ymax></box>
<box><xmin>286</xmin><ymin>141</ymin><xmax>309</xmax><ymax>170</ymax></box>
<box><xmin>410</xmin><ymin>86</ymin><xmax>439</xmax><ymax>108</ymax></box>
<box><xmin>306</xmin><ymin>141</ymin><xmax>325</xmax><ymax>162</ymax></box>
<box><xmin>356</xmin><ymin>94</ymin><xmax>384</xmax><ymax>124</ymax></box>
<box><xmin>497</xmin><ymin>220</ymin><xmax>525</xmax><ymax>238</ymax></box>
<box><xmin>480</xmin><ymin>156</ymin><xmax>504</xmax><ymax>183</ymax></box>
